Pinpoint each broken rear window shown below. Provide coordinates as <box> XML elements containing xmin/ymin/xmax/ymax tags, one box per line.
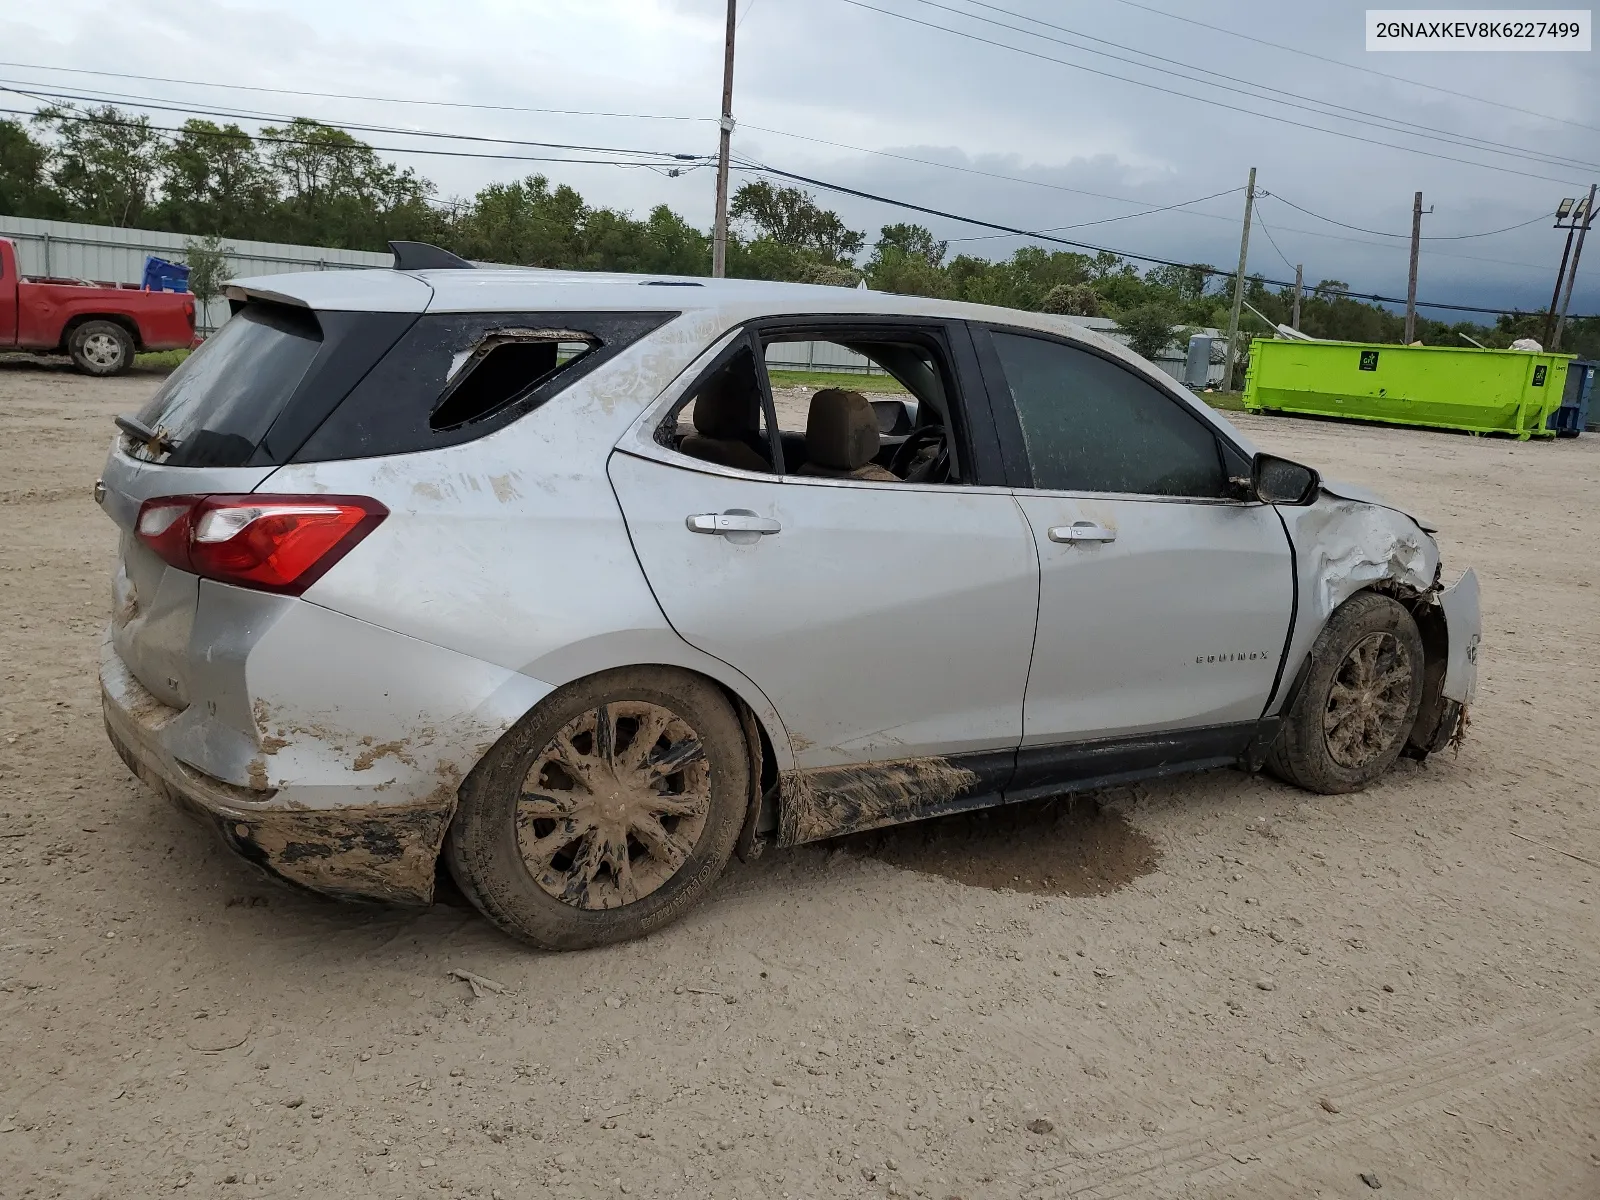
<box><xmin>430</xmin><ymin>330</ymin><xmax>597</xmax><ymax>430</ymax></box>
<box><xmin>292</xmin><ymin>310</ymin><xmax>676</xmax><ymax>462</ymax></box>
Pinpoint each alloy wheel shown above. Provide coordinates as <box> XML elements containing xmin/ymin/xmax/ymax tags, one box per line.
<box><xmin>1322</xmin><ymin>631</ymin><xmax>1414</xmax><ymax>768</ymax></box>
<box><xmin>83</xmin><ymin>332</ymin><xmax>124</xmax><ymax>369</ymax></box>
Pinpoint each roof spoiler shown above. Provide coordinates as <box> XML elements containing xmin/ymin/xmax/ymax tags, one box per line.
<box><xmin>388</xmin><ymin>240</ymin><xmax>475</xmax><ymax>271</ymax></box>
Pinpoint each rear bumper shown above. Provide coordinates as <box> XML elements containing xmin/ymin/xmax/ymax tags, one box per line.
<box><xmin>103</xmin><ymin>665</ymin><xmax>453</xmax><ymax>905</ymax></box>
<box><xmin>99</xmin><ymin>599</ymin><xmax>555</xmax><ymax>905</ymax></box>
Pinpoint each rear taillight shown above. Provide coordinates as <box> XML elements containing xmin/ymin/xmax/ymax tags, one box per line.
<box><xmin>135</xmin><ymin>495</ymin><xmax>387</xmax><ymax>595</ymax></box>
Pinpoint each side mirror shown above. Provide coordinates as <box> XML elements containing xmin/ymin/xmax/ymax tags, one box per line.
<box><xmin>1252</xmin><ymin>453</ymin><xmax>1321</xmax><ymax>505</ymax></box>
<box><xmin>870</xmin><ymin>397</ymin><xmax>918</xmax><ymax>436</ymax></box>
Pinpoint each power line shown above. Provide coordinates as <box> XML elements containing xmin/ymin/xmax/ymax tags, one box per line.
<box><xmin>1261</xmin><ymin>192</ymin><xmax>1555</xmax><ymax>240</ymax></box>
<box><xmin>4</xmin><ymin>84</ymin><xmax>702</xmax><ymax>161</ymax></box>
<box><xmin>908</xmin><ymin>0</ymin><xmax>1600</xmax><ymax>176</ymax></box>
<box><xmin>0</xmin><ymin>61</ymin><xmax>712</xmax><ymax>122</ymax></box>
<box><xmin>737</xmin><ymin>122</ymin><xmax>1560</xmax><ymax>272</ymax></box>
<box><xmin>7</xmin><ymin>74</ymin><xmax>1581</xmax><ymax>299</ymax></box>
<box><xmin>731</xmin><ymin>155</ymin><xmax>1598</xmax><ymax>316</ymax></box>
<box><xmin>1252</xmin><ymin>211</ymin><xmax>1298</xmax><ymax>275</ymax></box>
<box><xmin>11</xmin><ymin>58</ymin><xmax>1569</xmax><ymax>265</ymax></box>
<box><xmin>947</xmin><ymin>185</ymin><xmax>1245</xmax><ymax>241</ymax></box>
<box><xmin>1100</xmin><ymin>0</ymin><xmax>1600</xmax><ymax>136</ymax></box>
<box><xmin>10</xmin><ymin>82</ymin><xmax>1559</xmax><ymax>277</ymax></box>
<box><xmin>5</xmin><ymin>62</ymin><xmax>1206</xmax><ymax>213</ymax></box>
<box><xmin>832</xmin><ymin>0</ymin><xmax>1591</xmax><ymax>186</ymax></box>
<box><xmin>742</xmin><ymin>122</ymin><xmax>1239</xmax><ymax>211</ymax></box>
<box><xmin>1</xmin><ymin>104</ymin><xmax>711</xmax><ymax>170</ymax></box>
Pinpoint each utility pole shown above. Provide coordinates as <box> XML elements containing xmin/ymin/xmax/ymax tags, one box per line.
<box><xmin>1553</xmin><ymin>183</ymin><xmax>1596</xmax><ymax>352</ymax></box>
<box><xmin>1543</xmin><ymin>198</ymin><xmax>1581</xmax><ymax>348</ymax></box>
<box><xmin>1291</xmin><ymin>262</ymin><xmax>1303</xmax><ymax>331</ymax></box>
<box><xmin>1403</xmin><ymin>191</ymin><xmax>1423</xmax><ymax>344</ymax></box>
<box><xmin>710</xmin><ymin>0</ymin><xmax>738</xmax><ymax>278</ymax></box>
<box><xmin>1224</xmin><ymin>166</ymin><xmax>1256</xmax><ymax>393</ymax></box>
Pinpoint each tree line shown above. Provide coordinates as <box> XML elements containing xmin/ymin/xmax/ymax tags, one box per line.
<box><xmin>3</xmin><ymin>106</ymin><xmax>1592</xmax><ymax>360</ymax></box>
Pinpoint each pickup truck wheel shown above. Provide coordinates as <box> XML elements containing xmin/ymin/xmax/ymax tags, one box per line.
<box><xmin>1266</xmin><ymin>592</ymin><xmax>1425</xmax><ymax>794</ymax></box>
<box><xmin>69</xmin><ymin>320</ymin><xmax>135</xmax><ymax>376</ymax></box>
<box><xmin>446</xmin><ymin>667</ymin><xmax>747</xmax><ymax>951</ymax></box>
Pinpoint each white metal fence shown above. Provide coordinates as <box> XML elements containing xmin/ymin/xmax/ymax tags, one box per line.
<box><xmin>0</xmin><ymin>215</ymin><xmax>390</xmax><ymax>331</ymax></box>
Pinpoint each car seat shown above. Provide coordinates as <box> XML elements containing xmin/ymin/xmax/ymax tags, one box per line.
<box><xmin>796</xmin><ymin>389</ymin><xmax>898</xmax><ymax>482</ymax></box>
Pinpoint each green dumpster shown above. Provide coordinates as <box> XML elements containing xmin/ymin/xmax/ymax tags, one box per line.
<box><xmin>1243</xmin><ymin>338</ymin><xmax>1571</xmax><ymax>439</ymax></box>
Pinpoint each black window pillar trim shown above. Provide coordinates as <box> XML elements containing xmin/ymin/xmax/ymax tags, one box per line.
<box><xmin>746</xmin><ymin>327</ymin><xmax>787</xmax><ymax>475</ymax></box>
<box><xmin>967</xmin><ymin>323</ymin><xmax>1034</xmax><ymax>489</ymax></box>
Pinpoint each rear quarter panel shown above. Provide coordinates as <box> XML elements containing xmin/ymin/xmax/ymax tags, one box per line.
<box><xmin>256</xmin><ymin>307</ymin><xmax>797</xmax><ymax>771</ymax></box>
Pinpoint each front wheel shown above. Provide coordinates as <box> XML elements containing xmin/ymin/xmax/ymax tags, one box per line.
<box><xmin>446</xmin><ymin>667</ymin><xmax>748</xmax><ymax>950</ymax></box>
<box><xmin>68</xmin><ymin>320</ymin><xmax>135</xmax><ymax>376</ymax></box>
<box><xmin>1266</xmin><ymin>592</ymin><xmax>1425</xmax><ymax>794</ymax></box>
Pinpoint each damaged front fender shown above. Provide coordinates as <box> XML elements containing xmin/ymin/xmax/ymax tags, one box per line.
<box><xmin>1272</xmin><ymin>494</ymin><xmax>1440</xmax><ymax>717</ymax></box>
<box><xmin>1275</xmin><ymin>493</ymin><xmax>1480</xmax><ymax>756</ymax></box>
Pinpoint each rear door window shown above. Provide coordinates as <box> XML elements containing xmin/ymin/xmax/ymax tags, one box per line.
<box><xmin>134</xmin><ymin>304</ymin><xmax>322</xmax><ymax>467</ymax></box>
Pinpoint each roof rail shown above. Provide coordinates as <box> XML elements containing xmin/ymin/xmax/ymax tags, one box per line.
<box><xmin>388</xmin><ymin>241</ymin><xmax>475</xmax><ymax>271</ymax></box>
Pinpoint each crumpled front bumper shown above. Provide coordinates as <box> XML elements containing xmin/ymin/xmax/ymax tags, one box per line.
<box><xmin>102</xmin><ymin>654</ymin><xmax>455</xmax><ymax>905</ymax></box>
<box><xmin>1408</xmin><ymin>568</ymin><xmax>1481</xmax><ymax>757</ymax></box>
<box><xmin>1437</xmin><ymin>568</ymin><xmax>1480</xmax><ymax>706</ymax></box>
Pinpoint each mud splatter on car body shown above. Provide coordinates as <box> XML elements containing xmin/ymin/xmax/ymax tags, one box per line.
<box><xmin>778</xmin><ymin>757</ymin><xmax>981</xmax><ymax>845</ymax></box>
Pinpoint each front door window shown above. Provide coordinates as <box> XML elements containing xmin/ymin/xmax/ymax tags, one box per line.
<box><xmin>990</xmin><ymin>330</ymin><xmax>1229</xmax><ymax>497</ymax></box>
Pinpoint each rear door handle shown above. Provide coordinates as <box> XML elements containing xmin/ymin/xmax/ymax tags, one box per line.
<box><xmin>686</xmin><ymin>510</ymin><xmax>781</xmax><ymax>541</ymax></box>
<box><xmin>1048</xmin><ymin>521</ymin><xmax>1116</xmax><ymax>544</ymax></box>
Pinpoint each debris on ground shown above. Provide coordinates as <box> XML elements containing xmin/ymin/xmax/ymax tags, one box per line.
<box><xmin>447</xmin><ymin>968</ymin><xmax>509</xmax><ymax>998</ymax></box>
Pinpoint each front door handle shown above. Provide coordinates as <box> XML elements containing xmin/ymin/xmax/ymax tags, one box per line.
<box><xmin>1048</xmin><ymin>521</ymin><xmax>1116</xmax><ymax>544</ymax></box>
<box><xmin>686</xmin><ymin>510</ymin><xmax>781</xmax><ymax>542</ymax></box>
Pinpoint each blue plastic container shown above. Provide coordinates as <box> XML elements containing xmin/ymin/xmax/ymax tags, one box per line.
<box><xmin>1549</xmin><ymin>358</ymin><xmax>1595</xmax><ymax>437</ymax></box>
<box><xmin>141</xmin><ymin>256</ymin><xmax>191</xmax><ymax>293</ymax></box>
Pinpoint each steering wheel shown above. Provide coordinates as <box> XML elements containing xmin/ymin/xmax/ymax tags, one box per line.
<box><xmin>889</xmin><ymin>423</ymin><xmax>948</xmax><ymax>478</ymax></box>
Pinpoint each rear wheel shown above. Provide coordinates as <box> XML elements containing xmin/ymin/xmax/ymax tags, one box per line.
<box><xmin>68</xmin><ymin>320</ymin><xmax>135</xmax><ymax>376</ymax></box>
<box><xmin>1267</xmin><ymin>592</ymin><xmax>1425</xmax><ymax>794</ymax></box>
<box><xmin>446</xmin><ymin>667</ymin><xmax>747</xmax><ymax>950</ymax></box>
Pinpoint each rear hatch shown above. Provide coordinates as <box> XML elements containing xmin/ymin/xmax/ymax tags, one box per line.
<box><xmin>101</xmin><ymin>298</ymin><xmax>416</xmax><ymax>707</ymax></box>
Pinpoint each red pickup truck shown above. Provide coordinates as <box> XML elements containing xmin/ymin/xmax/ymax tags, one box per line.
<box><xmin>0</xmin><ymin>237</ymin><xmax>196</xmax><ymax>376</ymax></box>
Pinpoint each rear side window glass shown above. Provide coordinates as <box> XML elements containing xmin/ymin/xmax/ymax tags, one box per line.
<box><xmin>430</xmin><ymin>331</ymin><xmax>597</xmax><ymax>430</ymax></box>
<box><xmin>133</xmin><ymin>304</ymin><xmax>320</xmax><ymax>467</ymax></box>
<box><xmin>294</xmin><ymin>310</ymin><xmax>675</xmax><ymax>462</ymax></box>
<box><xmin>991</xmin><ymin>331</ymin><xmax>1226</xmax><ymax>498</ymax></box>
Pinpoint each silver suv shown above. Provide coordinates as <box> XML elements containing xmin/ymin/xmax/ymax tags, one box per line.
<box><xmin>98</xmin><ymin>243</ymin><xmax>1480</xmax><ymax>950</ymax></box>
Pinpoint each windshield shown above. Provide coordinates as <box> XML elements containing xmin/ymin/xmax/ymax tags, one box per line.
<box><xmin>134</xmin><ymin>303</ymin><xmax>322</xmax><ymax>467</ymax></box>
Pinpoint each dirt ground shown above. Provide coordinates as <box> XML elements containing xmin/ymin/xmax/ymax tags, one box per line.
<box><xmin>2</xmin><ymin>361</ymin><xmax>1597</xmax><ymax>1200</ymax></box>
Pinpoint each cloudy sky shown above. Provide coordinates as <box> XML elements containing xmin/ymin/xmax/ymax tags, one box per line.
<box><xmin>4</xmin><ymin>0</ymin><xmax>1596</xmax><ymax>315</ymax></box>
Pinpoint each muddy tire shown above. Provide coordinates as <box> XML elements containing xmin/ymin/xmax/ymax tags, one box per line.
<box><xmin>68</xmin><ymin>320</ymin><xmax>135</xmax><ymax>376</ymax></box>
<box><xmin>446</xmin><ymin>667</ymin><xmax>748</xmax><ymax>951</ymax></box>
<box><xmin>1266</xmin><ymin>592</ymin><xmax>1425</xmax><ymax>794</ymax></box>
